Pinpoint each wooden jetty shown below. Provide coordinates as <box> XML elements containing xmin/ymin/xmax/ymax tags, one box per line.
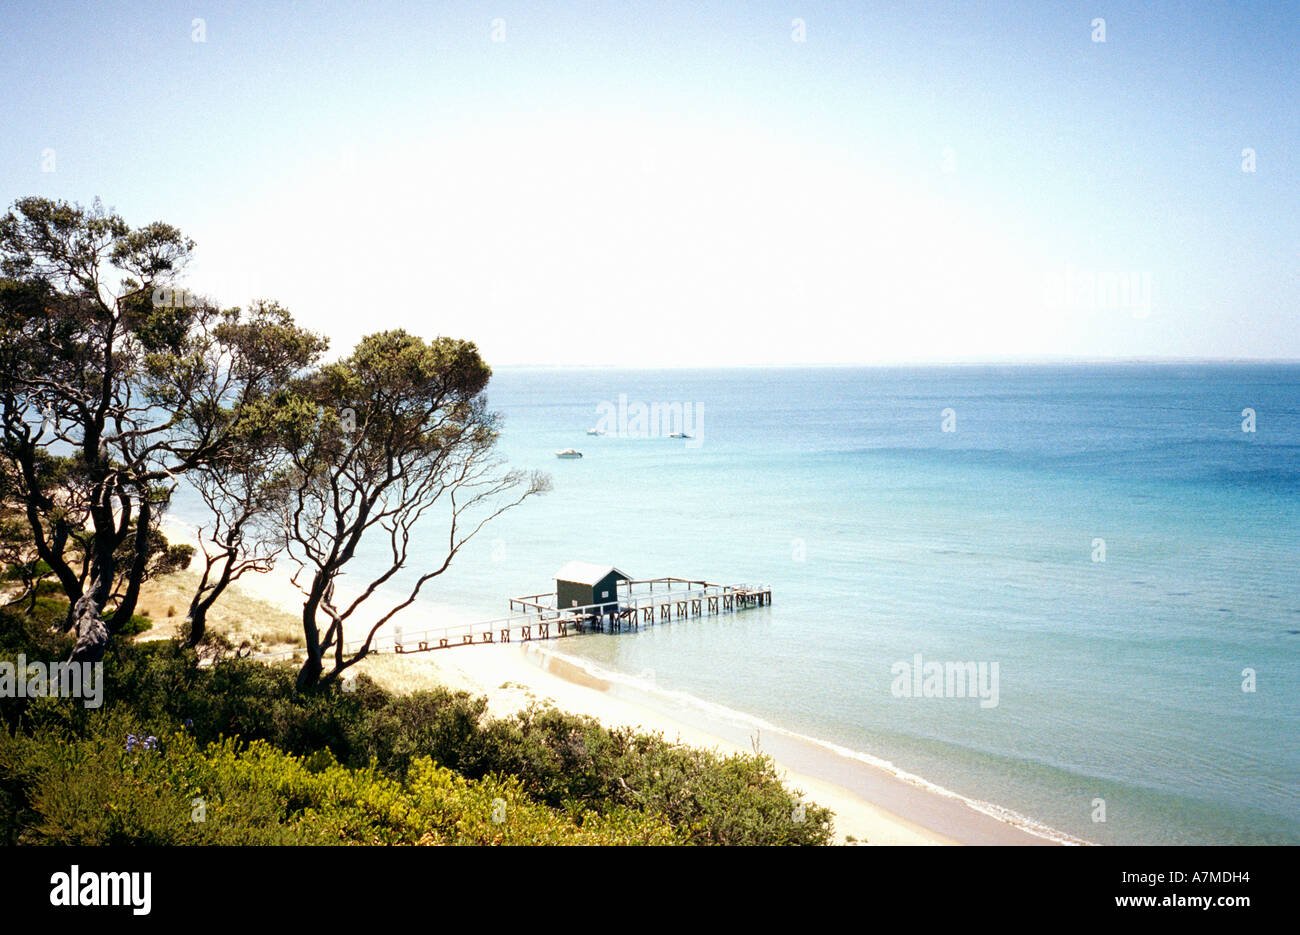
<box><xmin>247</xmin><ymin>571</ymin><xmax>770</xmax><ymax>663</ymax></box>
<box><xmin>388</xmin><ymin>576</ymin><xmax>771</xmax><ymax>654</ymax></box>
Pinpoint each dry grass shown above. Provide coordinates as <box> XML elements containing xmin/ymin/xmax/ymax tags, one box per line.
<box><xmin>135</xmin><ymin>570</ymin><xmax>303</xmax><ymax>655</ymax></box>
<box><xmin>133</xmin><ymin>571</ymin><xmax>466</xmax><ymax>696</ymax></box>
<box><xmin>355</xmin><ymin>653</ymin><xmax>484</xmax><ymax>696</ymax></box>
<box><xmin>353</xmin><ymin>654</ymin><xmax>444</xmax><ymax>693</ymax></box>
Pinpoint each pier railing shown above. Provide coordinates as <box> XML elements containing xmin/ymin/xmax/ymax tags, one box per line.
<box><xmin>247</xmin><ymin>579</ymin><xmax>771</xmax><ymax>662</ymax></box>
<box><xmin>507</xmin><ymin>577</ymin><xmax>722</xmax><ymax>614</ymax></box>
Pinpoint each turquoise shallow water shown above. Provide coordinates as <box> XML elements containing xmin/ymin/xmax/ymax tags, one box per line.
<box><xmin>178</xmin><ymin>363</ymin><xmax>1300</xmax><ymax>844</ymax></box>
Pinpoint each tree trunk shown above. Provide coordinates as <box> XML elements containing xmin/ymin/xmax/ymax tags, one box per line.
<box><xmin>295</xmin><ymin>652</ymin><xmax>322</xmax><ymax>691</ymax></box>
<box><xmin>184</xmin><ymin>548</ymin><xmax>238</xmax><ymax>648</ymax></box>
<box><xmin>107</xmin><ymin>494</ymin><xmax>150</xmax><ymax>632</ymax></box>
<box><xmin>68</xmin><ymin>591</ymin><xmax>109</xmax><ymax>663</ymax></box>
<box><xmin>184</xmin><ymin>571</ymin><xmax>213</xmax><ymax>648</ymax></box>
<box><xmin>295</xmin><ymin>588</ymin><xmax>325</xmax><ymax>691</ymax></box>
<box><xmin>183</xmin><ymin>606</ymin><xmax>206</xmax><ymax>647</ymax></box>
<box><xmin>68</xmin><ymin>501</ymin><xmax>118</xmax><ymax>663</ymax></box>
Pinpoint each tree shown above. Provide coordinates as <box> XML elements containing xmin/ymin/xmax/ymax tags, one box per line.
<box><xmin>280</xmin><ymin>330</ymin><xmax>550</xmax><ymax>691</ymax></box>
<box><xmin>0</xmin><ymin>197</ymin><xmax>323</xmax><ymax>662</ymax></box>
<box><xmin>1</xmin><ymin>441</ymin><xmax>197</xmax><ymax>612</ymax></box>
<box><xmin>182</xmin><ymin>434</ymin><xmax>283</xmax><ymax>649</ymax></box>
<box><xmin>182</xmin><ymin>334</ymin><xmax>322</xmax><ymax>647</ymax></box>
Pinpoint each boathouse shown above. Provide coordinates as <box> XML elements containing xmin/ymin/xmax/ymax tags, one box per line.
<box><xmin>555</xmin><ymin>561</ymin><xmax>630</xmax><ymax>612</ymax></box>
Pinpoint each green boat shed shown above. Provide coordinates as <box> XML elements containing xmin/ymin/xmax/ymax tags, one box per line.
<box><xmin>555</xmin><ymin>561</ymin><xmax>630</xmax><ymax>612</ymax></box>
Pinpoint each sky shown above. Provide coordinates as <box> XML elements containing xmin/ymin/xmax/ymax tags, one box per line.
<box><xmin>1</xmin><ymin>0</ymin><xmax>1296</xmax><ymax>366</ymax></box>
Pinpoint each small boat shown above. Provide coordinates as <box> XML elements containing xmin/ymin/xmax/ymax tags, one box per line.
<box><xmin>586</xmin><ymin>428</ymin><xmax>605</xmax><ymax>436</ymax></box>
<box><xmin>555</xmin><ymin>448</ymin><xmax>583</xmax><ymax>459</ymax></box>
<box><xmin>668</xmin><ymin>432</ymin><xmax>693</xmax><ymax>439</ymax></box>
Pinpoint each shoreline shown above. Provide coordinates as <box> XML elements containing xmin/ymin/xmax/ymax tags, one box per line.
<box><xmin>157</xmin><ymin>520</ymin><xmax>1077</xmax><ymax>846</ymax></box>
<box><xmin>423</xmin><ymin>640</ymin><xmax>1077</xmax><ymax>845</ymax></box>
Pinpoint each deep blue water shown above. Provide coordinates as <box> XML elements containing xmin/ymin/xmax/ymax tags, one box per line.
<box><xmin>177</xmin><ymin>363</ymin><xmax>1300</xmax><ymax>844</ymax></box>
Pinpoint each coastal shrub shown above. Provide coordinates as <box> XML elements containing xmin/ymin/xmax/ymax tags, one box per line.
<box><xmin>467</xmin><ymin>706</ymin><xmax>834</xmax><ymax>845</ymax></box>
<box><xmin>107</xmin><ymin>612</ymin><xmax>153</xmax><ymax>637</ymax></box>
<box><xmin>359</xmin><ymin>687</ymin><xmax>495</xmax><ymax>775</ymax></box>
<box><xmin>24</xmin><ymin>638</ymin><xmax>364</xmax><ymax>754</ymax></box>
<box><xmin>0</xmin><ymin>599</ymin><xmax>78</xmax><ymax>734</ymax></box>
<box><xmin>623</xmin><ymin>739</ymin><xmax>833</xmax><ymax>845</ymax></box>
<box><xmin>0</xmin><ymin>716</ymin><xmax>678</xmax><ymax>845</ymax></box>
<box><xmin>0</xmin><ymin>716</ymin><xmax>309</xmax><ymax>845</ymax></box>
<box><xmin>0</xmin><ymin>596</ymin><xmax>75</xmax><ymax>657</ymax></box>
<box><xmin>0</xmin><ymin>625</ymin><xmax>833</xmax><ymax>845</ymax></box>
<box><xmin>358</xmin><ymin>698</ymin><xmax>832</xmax><ymax>844</ymax></box>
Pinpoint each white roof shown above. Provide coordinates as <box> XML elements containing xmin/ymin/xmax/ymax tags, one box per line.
<box><xmin>554</xmin><ymin>561</ymin><xmax>631</xmax><ymax>585</ymax></box>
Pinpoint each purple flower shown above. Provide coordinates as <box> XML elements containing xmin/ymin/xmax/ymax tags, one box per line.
<box><xmin>126</xmin><ymin>733</ymin><xmax>159</xmax><ymax>752</ymax></box>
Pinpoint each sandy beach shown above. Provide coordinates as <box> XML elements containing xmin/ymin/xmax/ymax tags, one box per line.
<box><xmin>388</xmin><ymin>640</ymin><xmax>1076</xmax><ymax>845</ymax></box>
<box><xmin>155</xmin><ymin>521</ymin><xmax>1068</xmax><ymax>846</ymax></box>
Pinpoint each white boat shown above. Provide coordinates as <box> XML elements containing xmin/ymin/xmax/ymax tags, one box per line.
<box><xmin>555</xmin><ymin>448</ymin><xmax>583</xmax><ymax>459</ymax></box>
<box><xmin>586</xmin><ymin>428</ymin><xmax>605</xmax><ymax>436</ymax></box>
<box><xmin>668</xmin><ymin>432</ymin><xmax>693</xmax><ymax>439</ymax></box>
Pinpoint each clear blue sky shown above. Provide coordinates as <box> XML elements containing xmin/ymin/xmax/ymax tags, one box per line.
<box><xmin>2</xmin><ymin>0</ymin><xmax>1296</xmax><ymax>364</ymax></box>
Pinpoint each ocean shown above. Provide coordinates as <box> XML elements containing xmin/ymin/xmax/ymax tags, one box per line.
<box><xmin>180</xmin><ymin>363</ymin><xmax>1300</xmax><ymax>845</ymax></box>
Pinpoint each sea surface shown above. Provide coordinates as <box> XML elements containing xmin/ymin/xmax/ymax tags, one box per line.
<box><xmin>179</xmin><ymin>363</ymin><xmax>1300</xmax><ymax>844</ymax></box>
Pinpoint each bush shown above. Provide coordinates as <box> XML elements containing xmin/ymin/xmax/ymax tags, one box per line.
<box><xmin>0</xmin><ymin>716</ymin><xmax>679</xmax><ymax>845</ymax></box>
<box><xmin>0</xmin><ymin>599</ymin><xmax>77</xmax><ymax>735</ymax></box>
<box><xmin>0</xmin><ymin>625</ymin><xmax>834</xmax><ymax>845</ymax></box>
<box><xmin>109</xmin><ymin>613</ymin><xmax>153</xmax><ymax>637</ymax></box>
<box><xmin>0</xmin><ymin>597</ymin><xmax>75</xmax><ymax>658</ymax></box>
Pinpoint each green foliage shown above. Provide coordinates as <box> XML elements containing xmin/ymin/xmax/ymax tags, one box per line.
<box><xmin>0</xmin><ymin>596</ymin><xmax>74</xmax><ymax>657</ymax></box>
<box><xmin>465</xmin><ymin>705</ymin><xmax>834</xmax><ymax>845</ymax></box>
<box><xmin>0</xmin><ymin>715</ymin><xmax>678</xmax><ymax>845</ymax></box>
<box><xmin>1</xmin><ymin>196</ymin><xmax>327</xmax><ymax>662</ymax></box>
<box><xmin>0</xmin><ymin>195</ymin><xmax>828</xmax><ymax>845</ymax></box>
<box><xmin>103</xmin><ymin>612</ymin><xmax>152</xmax><ymax>636</ymax></box>
<box><xmin>278</xmin><ymin>328</ymin><xmax>547</xmax><ymax>690</ymax></box>
<box><xmin>0</xmin><ymin>634</ymin><xmax>833</xmax><ymax>845</ymax></box>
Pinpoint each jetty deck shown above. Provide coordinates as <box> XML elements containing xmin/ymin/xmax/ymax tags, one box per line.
<box><xmin>391</xmin><ymin>577</ymin><xmax>771</xmax><ymax>654</ymax></box>
<box><xmin>246</xmin><ymin>577</ymin><xmax>771</xmax><ymax>663</ymax></box>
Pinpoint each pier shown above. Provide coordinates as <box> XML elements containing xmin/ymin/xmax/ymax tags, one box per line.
<box><xmin>511</xmin><ymin>576</ymin><xmax>771</xmax><ymax>628</ymax></box>
<box><xmin>246</xmin><ymin>572</ymin><xmax>770</xmax><ymax>662</ymax></box>
<box><xmin>391</xmin><ymin>577</ymin><xmax>771</xmax><ymax>654</ymax></box>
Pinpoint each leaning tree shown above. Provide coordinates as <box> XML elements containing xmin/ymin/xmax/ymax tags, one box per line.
<box><xmin>279</xmin><ymin>330</ymin><xmax>550</xmax><ymax>690</ymax></box>
<box><xmin>0</xmin><ymin>197</ymin><xmax>323</xmax><ymax>662</ymax></box>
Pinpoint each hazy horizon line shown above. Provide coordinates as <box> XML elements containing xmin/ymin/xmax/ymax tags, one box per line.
<box><xmin>491</xmin><ymin>356</ymin><xmax>1300</xmax><ymax>371</ymax></box>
